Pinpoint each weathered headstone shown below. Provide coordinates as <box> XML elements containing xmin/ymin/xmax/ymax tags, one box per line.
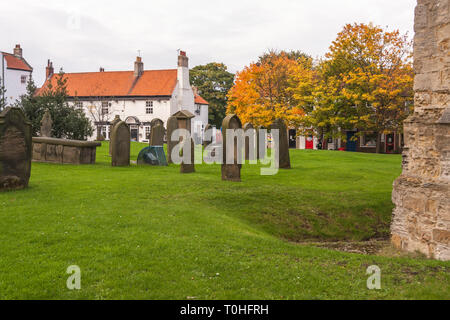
<box><xmin>180</xmin><ymin>138</ymin><xmax>195</xmax><ymax>174</ymax></box>
<box><xmin>203</xmin><ymin>124</ymin><xmax>213</xmax><ymax>149</ymax></box>
<box><xmin>243</xmin><ymin>123</ymin><xmax>256</xmax><ymax>161</ymax></box>
<box><xmin>166</xmin><ymin>115</ymin><xmax>178</xmax><ymax>164</ymax></box>
<box><xmin>109</xmin><ymin>115</ymin><xmax>121</xmax><ymax>156</ymax></box>
<box><xmin>150</xmin><ymin>118</ymin><xmax>164</xmax><ymax>129</ymax></box>
<box><xmin>173</xmin><ymin>110</ymin><xmax>195</xmax><ymax>173</ymax></box>
<box><xmin>391</xmin><ymin>0</ymin><xmax>450</xmax><ymax>261</ymax></box>
<box><xmin>0</xmin><ymin>107</ymin><xmax>32</xmax><ymax>191</ymax></box>
<box><xmin>222</xmin><ymin>114</ymin><xmax>242</xmax><ymax>182</ymax></box>
<box><xmin>270</xmin><ymin>118</ymin><xmax>290</xmax><ymax>169</ymax></box>
<box><xmin>111</xmin><ymin>121</ymin><xmax>130</xmax><ymax>167</ymax></box>
<box><xmin>40</xmin><ymin>110</ymin><xmax>52</xmax><ymax>137</ymax></box>
<box><xmin>149</xmin><ymin>123</ymin><xmax>165</xmax><ymax>146</ymax></box>
<box><xmin>137</xmin><ymin>146</ymin><xmax>167</xmax><ymax>166</ymax></box>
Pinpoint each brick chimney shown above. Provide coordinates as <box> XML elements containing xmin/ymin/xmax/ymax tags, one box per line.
<box><xmin>177</xmin><ymin>50</ymin><xmax>190</xmax><ymax>89</ymax></box>
<box><xmin>134</xmin><ymin>56</ymin><xmax>144</xmax><ymax>78</ymax></box>
<box><xmin>99</xmin><ymin>67</ymin><xmax>105</xmax><ymax>72</ymax></box>
<box><xmin>46</xmin><ymin>60</ymin><xmax>54</xmax><ymax>79</ymax></box>
<box><xmin>13</xmin><ymin>44</ymin><xmax>22</xmax><ymax>58</ymax></box>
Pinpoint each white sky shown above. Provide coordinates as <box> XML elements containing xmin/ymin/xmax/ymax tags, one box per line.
<box><xmin>0</xmin><ymin>0</ymin><xmax>416</xmax><ymax>86</ymax></box>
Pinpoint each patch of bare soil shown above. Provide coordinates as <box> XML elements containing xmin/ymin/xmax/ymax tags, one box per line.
<box><xmin>299</xmin><ymin>239</ymin><xmax>390</xmax><ymax>255</ymax></box>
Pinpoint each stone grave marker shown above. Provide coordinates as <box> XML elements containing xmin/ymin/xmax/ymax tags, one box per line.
<box><xmin>111</xmin><ymin>121</ymin><xmax>130</xmax><ymax>167</ymax></box>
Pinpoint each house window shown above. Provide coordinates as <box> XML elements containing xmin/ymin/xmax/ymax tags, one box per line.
<box><xmin>145</xmin><ymin>126</ymin><xmax>150</xmax><ymax>139</ymax></box>
<box><xmin>101</xmin><ymin>126</ymin><xmax>107</xmax><ymax>139</ymax></box>
<box><xmin>146</xmin><ymin>101</ymin><xmax>153</xmax><ymax>114</ymax></box>
<box><xmin>360</xmin><ymin>132</ymin><xmax>377</xmax><ymax>147</ymax></box>
<box><xmin>21</xmin><ymin>75</ymin><xmax>27</xmax><ymax>84</ymax></box>
<box><xmin>75</xmin><ymin>101</ymin><xmax>83</xmax><ymax>109</ymax></box>
<box><xmin>101</xmin><ymin>101</ymin><xmax>110</xmax><ymax>115</ymax></box>
<box><xmin>195</xmin><ymin>104</ymin><xmax>201</xmax><ymax>115</ymax></box>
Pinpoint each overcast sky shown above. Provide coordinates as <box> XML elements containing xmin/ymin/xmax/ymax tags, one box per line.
<box><xmin>1</xmin><ymin>0</ymin><xmax>416</xmax><ymax>86</ymax></box>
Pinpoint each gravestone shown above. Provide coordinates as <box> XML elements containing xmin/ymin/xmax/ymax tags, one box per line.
<box><xmin>150</xmin><ymin>118</ymin><xmax>164</xmax><ymax>129</ymax></box>
<box><xmin>243</xmin><ymin>123</ymin><xmax>256</xmax><ymax>161</ymax></box>
<box><xmin>180</xmin><ymin>138</ymin><xmax>195</xmax><ymax>174</ymax></box>
<box><xmin>166</xmin><ymin>115</ymin><xmax>178</xmax><ymax>164</ymax></box>
<box><xmin>40</xmin><ymin>110</ymin><xmax>52</xmax><ymax>137</ymax></box>
<box><xmin>109</xmin><ymin>115</ymin><xmax>121</xmax><ymax>156</ymax></box>
<box><xmin>173</xmin><ymin>110</ymin><xmax>195</xmax><ymax>173</ymax></box>
<box><xmin>149</xmin><ymin>123</ymin><xmax>165</xmax><ymax>146</ymax></box>
<box><xmin>391</xmin><ymin>0</ymin><xmax>450</xmax><ymax>261</ymax></box>
<box><xmin>0</xmin><ymin>107</ymin><xmax>32</xmax><ymax>191</ymax></box>
<box><xmin>203</xmin><ymin>124</ymin><xmax>213</xmax><ymax>149</ymax></box>
<box><xmin>222</xmin><ymin>114</ymin><xmax>242</xmax><ymax>182</ymax></box>
<box><xmin>111</xmin><ymin>121</ymin><xmax>130</xmax><ymax>167</ymax></box>
<box><xmin>270</xmin><ymin>118</ymin><xmax>291</xmax><ymax>169</ymax></box>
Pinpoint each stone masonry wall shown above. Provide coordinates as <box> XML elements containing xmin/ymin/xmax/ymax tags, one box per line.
<box><xmin>391</xmin><ymin>0</ymin><xmax>450</xmax><ymax>260</ymax></box>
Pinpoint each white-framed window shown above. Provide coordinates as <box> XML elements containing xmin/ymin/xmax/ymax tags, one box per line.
<box><xmin>360</xmin><ymin>132</ymin><xmax>377</xmax><ymax>147</ymax></box>
<box><xmin>21</xmin><ymin>75</ymin><xmax>27</xmax><ymax>84</ymax></box>
<box><xmin>101</xmin><ymin>101</ymin><xmax>110</xmax><ymax>115</ymax></box>
<box><xmin>145</xmin><ymin>126</ymin><xmax>150</xmax><ymax>139</ymax></box>
<box><xmin>75</xmin><ymin>101</ymin><xmax>83</xmax><ymax>109</ymax></box>
<box><xmin>146</xmin><ymin>101</ymin><xmax>153</xmax><ymax>114</ymax></box>
<box><xmin>101</xmin><ymin>126</ymin><xmax>107</xmax><ymax>139</ymax></box>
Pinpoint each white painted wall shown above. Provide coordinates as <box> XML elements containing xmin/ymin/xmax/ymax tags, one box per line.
<box><xmin>2</xmin><ymin>65</ymin><xmax>31</xmax><ymax>106</ymax></box>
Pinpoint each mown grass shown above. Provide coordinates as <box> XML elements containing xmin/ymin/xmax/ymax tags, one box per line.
<box><xmin>0</xmin><ymin>142</ymin><xmax>448</xmax><ymax>299</ymax></box>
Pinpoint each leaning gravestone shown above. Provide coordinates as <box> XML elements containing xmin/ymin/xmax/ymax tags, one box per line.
<box><xmin>149</xmin><ymin>123</ymin><xmax>165</xmax><ymax>146</ymax></box>
<box><xmin>109</xmin><ymin>115</ymin><xmax>121</xmax><ymax>156</ymax></box>
<box><xmin>222</xmin><ymin>114</ymin><xmax>242</xmax><ymax>182</ymax></box>
<box><xmin>0</xmin><ymin>107</ymin><xmax>32</xmax><ymax>191</ymax></box>
<box><xmin>111</xmin><ymin>121</ymin><xmax>130</xmax><ymax>167</ymax></box>
<box><xmin>137</xmin><ymin>146</ymin><xmax>168</xmax><ymax>166</ymax></box>
<box><xmin>270</xmin><ymin>118</ymin><xmax>290</xmax><ymax>169</ymax></box>
<box><xmin>40</xmin><ymin>110</ymin><xmax>52</xmax><ymax>137</ymax></box>
<box><xmin>166</xmin><ymin>115</ymin><xmax>178</xmax><ymax>164</ymax></box>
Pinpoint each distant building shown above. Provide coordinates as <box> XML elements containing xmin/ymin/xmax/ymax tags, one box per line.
<box><xmin>0</xmin><ymin>44</ymin><xmax>33</xmax><ymax>107</ymax></box>
<box><xmin>37</xmin><ymin>51</ymin><xmax>208</xmax><ymax>142</ymax></box>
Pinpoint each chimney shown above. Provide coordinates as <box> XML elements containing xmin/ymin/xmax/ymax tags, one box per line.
<box><xmin>99</xmin><ymin>67</ymin><xmax>105</xmax><ymax>72</ymax></box>
<box><xmin>14</xmin><ymin>44</ymin><xmax>22</xmax><ymax>58</ymax></box>
<box><xmin>177</xmin><ymin>50</ymin><xmax>190</xmax><ymax>90</ymax></box>
<box><xmin>178</xmin><ymin>50</ymin><xmax>188</xmax><ymax>68</ymax></box>
<box><xmin>46</xmin><ymin>60</ymin><xmax>54</xmax><ymax>79</ymax></box>
<box><xmin>134</xmin><ymin>56</ymin><xmax>144</xmax><ymax>78</ymax></box>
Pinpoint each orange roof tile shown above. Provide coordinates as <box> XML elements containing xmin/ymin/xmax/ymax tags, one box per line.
<box><xmin>1</xmin><ymin>52</ymin><xmax>32</xmax><ymax>72</ymax></box>
<box><xmin>37</xmin><ymin>68</ymin><xmax>209</xmax><ymax>105</ymax></box>
<box><xmin>194</xmin><ymin>93</ymin><xmax>209</xmax><ymax>105</ymax></box>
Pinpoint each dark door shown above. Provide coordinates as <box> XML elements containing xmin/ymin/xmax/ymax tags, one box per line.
<box><xmin>346</xmin><ymin>131</ymin><xmax>357</xmax><ymax>152</ymax></box>
<box><xmin>130</xmin><ymin>127</ymin><xmax>138</xmax><ymax>142</ymax></box>
<box><xmin>289</xmin><ymin>129</ymin><xmax>297</xmax><ymax>148</ymax></box>
<box><xmin>386</xmin><ymin>133</ymin><xmax>395</xmax><ymax>154</ymax></box>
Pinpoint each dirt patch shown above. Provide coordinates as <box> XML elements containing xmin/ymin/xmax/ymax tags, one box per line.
<box><xmin>298</xmin><ymin>239</ymin><xmax>390</xmax><ymax>255</ymax></box>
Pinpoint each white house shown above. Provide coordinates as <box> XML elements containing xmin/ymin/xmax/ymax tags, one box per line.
<box><xmin>37</xmin><ymin>51</ymin><xmax>209</xmax><ymax>142</ymax></box>
<box><xmin>0</xmin><ymin>44</ymin><xmax>33</xmax><ymax>107</ymax></box>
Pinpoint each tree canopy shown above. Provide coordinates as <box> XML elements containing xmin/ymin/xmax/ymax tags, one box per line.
<box><xmin>190</xmin><ymin>63</ymin><xmax>235</xmax><ymax>128</ymax></box>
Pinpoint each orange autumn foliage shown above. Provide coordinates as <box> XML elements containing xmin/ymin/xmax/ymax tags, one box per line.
<box><xmin>227</xmin><ymin>52</ymin><xmax>313</xmax><ymax>128</ymax></box>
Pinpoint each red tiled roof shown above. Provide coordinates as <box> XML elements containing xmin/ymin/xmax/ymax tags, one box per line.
<box><xmin>1</xmin><ymin>52</ymin><xmax>32</xmax><ymax>72</ymax></box>
<box><xmin>38</xmin><ymin>70</ymin><xmax>178</xmax><ymax>97</ymax></box>
<box><xmin>37</xmin><ymin>69</ymin><xmax>209</xmax><ymax>104</ymax></box>
<box><xmin>194</xmin><ymin>94</ymin><xmax>208</xmax><ymax>105</ymax></box>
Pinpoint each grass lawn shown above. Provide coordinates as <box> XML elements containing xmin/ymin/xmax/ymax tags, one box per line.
<box><xmin>0</xmin><ymin>142</ymin><xmax>448</xmax><ymax>299</ymax></box>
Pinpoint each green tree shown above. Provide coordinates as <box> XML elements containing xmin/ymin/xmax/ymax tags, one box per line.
<box><xmin>16</xmin><ymin>71</ymin><xmax>93</xmax><ymax>140</ymax></box>
<box><xmin>0</xmin><ymin>84</ymin><xmax>6</xmax><ymax>111</ymax></box>
<box><xmin>190</xmin><ymin>63</ymin><xmax>235</xmax><ymax>128</ymax></box>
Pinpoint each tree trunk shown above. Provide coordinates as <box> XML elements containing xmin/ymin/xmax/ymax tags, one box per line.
<box><xmin>376</xmin><ymin>132</ymin><xmax>382</xmax><ymax>154</ymax></box>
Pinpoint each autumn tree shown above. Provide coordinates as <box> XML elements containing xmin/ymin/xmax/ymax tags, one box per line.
<box><xmin>304</xmin><ymin>23</ymin><xmax>413</xmax><ymax>152</ymax></box>
<box><xmin>190</xmin><ymin>63</ymin><xmax>235</xmax><ymax>128</ymax></box>
<box><xmin>227</xmin><ymin>51</ymin><xmax>314</xmax><ymax>128</ymax></box>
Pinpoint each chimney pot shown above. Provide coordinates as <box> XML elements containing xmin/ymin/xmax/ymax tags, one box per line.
<box><xmin>13</xmin><ymin>44</ymin><xmax>23</xmax><ymax>58</ymax></box>
<box><xmin>134</xmin><ymin>56</ymin><xmax>144</xmax><ymax>77</ymax></box>
<box><xmin>46</xmin><ymin>59</ymin><xmax>54</xmax><ymax>79</ymax></box>
<box><xmin>178</xmin><ymin>50</ymin><xmax>189</xmax><ymax>68</ymax></box>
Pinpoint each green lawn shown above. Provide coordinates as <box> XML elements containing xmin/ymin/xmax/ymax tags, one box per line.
<box><xmin>0</xmin><ymin>142</ymin><xmax>448</xmax><ymax>299</ymax></box>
